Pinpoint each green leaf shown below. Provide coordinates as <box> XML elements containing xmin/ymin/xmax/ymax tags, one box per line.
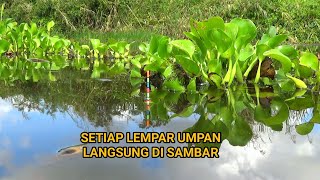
<box><xmin>0</xmin><ymin>39</ymin><xmax>10</xmax><ymax>54</ymax></box>
<box><xmin>157</xmin><ymin>103</ymin><xmax>169</xmax><ymax>120</ymax></box>
<box><xmin>163</xmin><ymin>65</ymin><xmax>173</xmax><ymax>78</ymax></box>
<box><xmin>227</xmin><ymin>116</ymin><xmax>253</xmax><ymax>146</ymax></box>
<box><xmin>268</xmin><ymin>26</ymin><xmax>277</xmax><ymax>37</ymax></box>
<box><xmin>170</xmin><ymin>40</ymin><xmax>195</xmax><ymax>57</ymax></box>
<box><xmin>206</xmin><ymin>16</ymin><xmax>225</xmax><ymax>29</ymax></box>
<box><xmin>224</xmin><ymin>23</ymin><xmax>238</xmax><ymax>40</ymax></box>
<box><xmin>263</xmin><ymin>49</ymin><xmax>292</xmax><ymax>73</ymax></box>
<box><xmin>184</xmin><ymin>32</ymin><xmax>207</xmax><ymax>55</ymax></box>
<box><xmin>144</xmin><ymin>56</ymin><xmax>164</xmax><ymax>72</ymax></box>
<box><xmin>276</xmin><ymin>75</ymin><xmax>296</xmax><ymax>92</ymax></box>
<box><xmin>255</xmin><ymin>100</ymin><xmax>289</xmax><ymax>126</ymax></box>
<box><xmin>239</xmin><ymin>44</ymin><xmax>254</xmax><ymax>61</ymax></box>
<box><xmin>286</xmin><ymin>96</ymin><xmax>314</xmax><ymax>110</ymax></box>
<box><xmin>286</xmin><ymin>74</ymin><xmax>307</xmax><ymax>89</ymax></box>
<box><xmin>163</xmin><ymin>80</ymin><xmax>185</xmax><ymax>92</ymax></box>
<box><xmin>130</xmin><ymin>58</ymin><xmax>141</xmax><ymax>69</ymax></box>
<box><xmin>30</xmin><ymin>22</ymin><xmax>38</xmax><ymax>35</ymax></box>
<box><xmin>208</xmin><ymin>73</ymin><xmax>222</xmax><ymax>88</ymax></box>
<box><xmin>138</xmin><ymin>43</ymin><xmax>147</xmax><ymax>53</ymax></box>
<box><xmin>150</xmin><ymin>89</ymin><xmax>168</xmax><ymax>103</ymax></box>
<box><xmin>91</xmin><ymin>68</ymin><xmax>101</xmax><ymax>78</ymax></box>
<box><xmin>130</xmin><ymin>77</ymin><xmax>143</xmax><ymax>87</ymax></box>
<box><xmin>164</xmin><ymin>92</ymin><xmax>182</xmax><ymax>106</ymax></box>
<box><xmin>235</xmin><ymin>62</ymin><xmax>243</xmax><ymax>83</ymax></box>
<box><xmin>270</xmin><ymin>124</ymin><xmax>283</xmax><ymax>131</ymax></box>
<box><xmin>90</xmin><ymin>39</ymin><xmax>101</xmax><ymax>50</ymax></box>
<box><xmin>171</xmin><ymin>105</ymin><xmax>194</xmax><ymax>118</ymax></box>
<box><xmin>50</xmin><ymin>62</ymin><xmax>61</xmax><ymax>71</ymax></box>
<box><xmin>33</xmin><ymin>38</ymin><xmax>41</xmax><ymax>48</ymax></box>
<box><xmin>299</xmin><ymin>52</ymin><xmax>319</xmax><ymax>71</ymax></box>
<box><xmin>298</xmin><ymin>65</ymin><xmax>313</xmax><ymax>79</ymax></box>
<box><xmin>54</xmin><ymin>40</ymin><xmax>65</xmax><ymax>51</ymax></box>
<box><xmin>256</xmin><ymin>44</ymin><xmax>270</xmax><ymax>60</ymax></box>
<box><xmin>131</xmin><ymin>88</ymin><xmax>140</xmax><ymax>97</ymax></box>
<box><xmin>149</xmin><ymin>36</ymin><xmax>159</xmax><ymax>54</ymax></box>
<box><xmin>276</xmin><ymin>45</ymin><xmax>298</xmax><ymax>59</ymax></box>
<box><xmin>157</xmin><ymin>36</ymin><xmax>170</xmax><ymax>58</ymax></box>
<box><xmin>310</xmin><ymin>112</ymin><xmax>320</xmax><ymax>124</ymax></box>
<box><xmin>184</xmin><ymin>114</ymin><xmax>228</xmax><ymax>148</ymax></box>
<box><xmin>267</xmin><ymin>34</ymin><xmax>287</xmax><ymax>48</ymax></box>
<box><xmin>214</xmin><ymin>107</ymin><xmax>233</xmax><ymax>129</ymax></box>
<box><xmin>130</xmin><ymin>68</ymin><xmax>141</xmax><ymax>78</ymax></box>
<box><xmin>208</xmin><ymin>59</ymin><xmax>222</xmax><ymax>74</ymax></box>
<box><xmin>116</xmin><ymin>41</ymin><xmax>128</xmax><ymax>54</ymax></box>
<box><xmin>47</xmin><ymin>21</ymin><xmax>55</xmax><ymax>32</ymax></box>
<box><xmin>48</xmin><ymin>71</ymin><xmax>56</xmax><ymax>81</ymax></box>
<box><xmin>296</xmin><ymin>123</ymin><xmax>314</xmax><ymax>135</ymax></box>
<box><xmin>187</xmin><ymin>77</ymin><xmax>196</xmax><ymax>91</ymax></box>
<box><xmin>187</xmin><ymin>93</ymin><xmax>199</xmax><ymax>104</ymax></box>
<box><xmin>32</xmin><ymin>69</ymin><xmax>40</xmax><ymax>82</ymax></box>
<box><xmin>109</xmin><ymin>61</ymin><xmax>125</xmax><ymax>75</ymax></box>
<box><xmin>211</xmin><ymin>29</ymin><xmax>232</xmax><ymax>54</ymax></box>
<box><xmin>175</xmin><ymin>55</ymin><xmax>200</xmax><ymax>75</ymax></box>
<box><xmin>81</xmin><ymin>44</ymin><xmax>90</xmax><ymax>50</ymax></box>
<box><xmin>230</xmin><ymin>18</ymin><xmax>257</xmax><ymax>46</ymax></box>
<box><xmin>285</xmin><ymin>89</ymin><xmax>307</xmax><ymax>101</ymax></box>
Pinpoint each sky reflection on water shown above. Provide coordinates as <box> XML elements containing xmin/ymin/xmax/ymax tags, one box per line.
<box><xmin>0</xmin><ymin>97</ymin><xmax>319</xmax><ymax>180</ymax></box>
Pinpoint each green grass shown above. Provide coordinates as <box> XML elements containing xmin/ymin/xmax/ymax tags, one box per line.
<box><xmin>1</xmin><ymin>0</ymin><xmax>319</xmax><ymax>43</ymax></box>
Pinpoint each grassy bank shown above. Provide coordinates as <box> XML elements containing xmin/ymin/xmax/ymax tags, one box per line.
<box><xmin>1</xmin><ymin>0</ymin><xmax>319</xmax><ymax>43</ymax></box>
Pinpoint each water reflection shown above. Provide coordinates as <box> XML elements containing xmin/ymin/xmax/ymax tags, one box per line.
<box><xmin>0</xmin><ymin>69</ymin><xmax>319</xmax><ymax>179</ymax></box>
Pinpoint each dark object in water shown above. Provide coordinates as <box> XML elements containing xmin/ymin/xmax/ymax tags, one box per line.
<box><xmin>60</xmin><ymin>149</ymin><xmax>77</xmax><ymax>155</ymax></box>
<box><xmin>248</xmin><ymin>57</ymin><xmax>275</xmax><ymax>80</ymax></box>
<box><xmin>96</xmin><ymin>78</ymin><xmax>113</xmax><ymax>82</ymax></box>
<box><xmin>57</xmin><ymin>144</ymin><xmax>85</xmax><ymax>156</ymax></box>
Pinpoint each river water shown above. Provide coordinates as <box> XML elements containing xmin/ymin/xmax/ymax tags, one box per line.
<box><xmin>0</xmin><ymin>69</ymin><xmax>319</xmax><ymax>180</ymax></box>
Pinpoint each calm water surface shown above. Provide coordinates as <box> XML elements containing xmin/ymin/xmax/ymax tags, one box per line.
<box><xmin>0</xmin><ymin>70</ymin><xmax>319</xmax><ymax>180</ymax></box>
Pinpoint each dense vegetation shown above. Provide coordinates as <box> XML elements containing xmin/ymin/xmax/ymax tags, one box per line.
<box><xmin>0</xmin><ymin>13</ymin><xmax>319</xmax><ymax>92</ymax></box>
<box><xmin>0</xmin><ymin>3</ymin><xmax>319</xmax><ymax>147</ymax></box>
<box><xmin>0</xmin><ymin>0</ymin><xmax>319</xmax><ymax>43</ymax></box>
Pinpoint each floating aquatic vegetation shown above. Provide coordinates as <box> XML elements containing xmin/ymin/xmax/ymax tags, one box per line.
<box><xmin>0</xmin><ymin>3</ymin><xmax>319</xmax><ymax>92</ymax></box>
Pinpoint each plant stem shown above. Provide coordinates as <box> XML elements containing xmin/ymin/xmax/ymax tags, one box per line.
<box><xmin>254</xmin><ymin>59</ymin><xmax>262</xmax><ymax>83</ymax></box>
<box><xmin>244</xmin><ymin>57</ymin><xmax>258</xmax><ymax>78</ymax></box>
<box><xmin>254</xmin><ymin>84</ymin><xmax>260</xmax><ymax>106</ymax></box>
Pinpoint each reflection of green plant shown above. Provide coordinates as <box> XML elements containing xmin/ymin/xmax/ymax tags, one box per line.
<box><xmin>0</xmin><ymin>71</ymin><xmax>145</xmax><ymax>128</ymax></box>
<box><xmin>140</xmin><ymin>82</ymin><xmax>320</xmax><ymax>149</ymax></box>
<box><xmin>288</xmin><ymin>92</ymin><xmax>320</xmax><ymax>135</ymax></box>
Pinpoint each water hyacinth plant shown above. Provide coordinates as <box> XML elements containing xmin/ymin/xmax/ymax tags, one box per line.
<box><xmin>133</xmin><ymin>16</ymin><xmax>319</xmax><ymax>93</ymax></box>
<box><xmin>0</xmin><ymin>4</ymin><xmax>319</xmax><ymax>92</ymax></box>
